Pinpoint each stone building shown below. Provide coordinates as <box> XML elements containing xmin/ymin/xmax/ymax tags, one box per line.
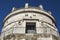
<box><xmin>0</xmin><ymin>3</ymin><xmax>60</xmax><ymax>40</ymax></box>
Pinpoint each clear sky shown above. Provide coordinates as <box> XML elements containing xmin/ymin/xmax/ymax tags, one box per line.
<box><xmin>0</xmin><ymin>0</ymin><xmax>60</xmax><ymax>33</ymax></box>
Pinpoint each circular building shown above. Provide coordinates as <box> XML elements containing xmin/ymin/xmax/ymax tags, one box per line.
<box><xmin>1</xmin><ymin>3</ymin><xmax>59</xmax><ymax>40</ymax></box>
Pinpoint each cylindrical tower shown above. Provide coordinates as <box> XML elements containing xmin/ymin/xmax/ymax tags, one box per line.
<box><xmin>1</xmin><ymin>3</ymin><xmax>59</xmax><ymax>40</ymax></box>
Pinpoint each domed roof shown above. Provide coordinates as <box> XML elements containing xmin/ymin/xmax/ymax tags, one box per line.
<box><xmin>3</xmin><ymin>3</ymin><xmax>56</xmax><ymax>25</ymax></box>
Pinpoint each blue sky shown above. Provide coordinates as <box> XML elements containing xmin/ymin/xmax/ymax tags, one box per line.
<box><xmin>0</xmin><ymin>0</ymin><xmax>60</xmax><ymax>33</ymax></box>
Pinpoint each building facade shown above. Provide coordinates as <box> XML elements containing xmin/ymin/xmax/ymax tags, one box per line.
<box><xmin>0</xmin><ymin>3</ymin><xmax>59</xmax><ymax>40</ymax></box>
